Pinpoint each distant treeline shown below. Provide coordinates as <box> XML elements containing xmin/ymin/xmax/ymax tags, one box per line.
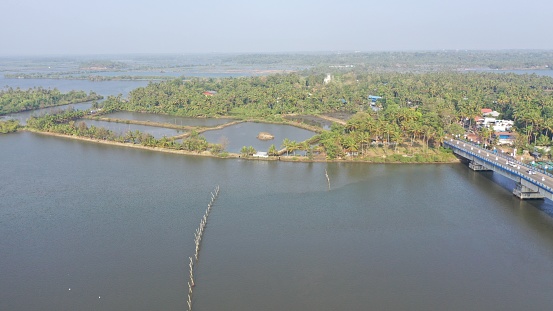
<box><xmin>78</xmin><ymin>60</ymin><xmax>128</xmax><ymax>70</ymax></box>
<box><xmin>224</xmin><ymin>51</ymin><xmax>553</xmax><ymax>72</ymax></box>
<box><xmin>5</xmin><ymin>51</ymin><xmax>553</xmax><ymax>80</ymax></box>
<box><xmin>0</xmin><ymin>87</ymin><xmax>102</xmax><ymax>115</ymax></box>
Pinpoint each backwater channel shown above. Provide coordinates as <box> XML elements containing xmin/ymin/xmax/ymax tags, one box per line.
<box><xmin>2</xmin><ymin>70</ymin><xmax>553</xmax><ymax>310</ymax></box>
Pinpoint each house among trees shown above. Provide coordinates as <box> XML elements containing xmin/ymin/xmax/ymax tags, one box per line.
<box><xmin>481</xmin><ymin>108</ymin><xmax>500</xmax><ymax>117</ymax></box>
<box><xmin>202</xmin><ymin>91</ymin><xmax>217</xmax><ymax>96</ymax></box>
<box><xmin>368</xmin><ymin>95</ymin><xmax>382</xmax><ymax>103</ymax></box>
<box><xmin>492</xmin><ymin>120</ymin><xmax>514</xmax><ymax>132</ymax></box>
<box><xmin>368</xmin><ymin>95</ymin><xmax>382</xmax><ymax>112</ymax></box>
<box><xmin>495</xmin><ymin>132</ymin><xmax>516</xmax><ymax>145</ymax></box>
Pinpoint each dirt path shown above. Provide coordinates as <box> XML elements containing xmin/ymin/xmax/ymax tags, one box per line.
<box><xmin>316</xmin><ymin>115</ymin><xmax>347</xmax><ymax>125</ymax></box>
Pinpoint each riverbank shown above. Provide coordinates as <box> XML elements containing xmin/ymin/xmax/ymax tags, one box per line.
<box><xmin>25</xmin><ymin>129</ymin><xmax>460</xmax><ymax>163</ymax></box>
<box><xmin>25</xmin><ymin>128</ymin><xmax>239</xmax><ymax>159</ymax></box>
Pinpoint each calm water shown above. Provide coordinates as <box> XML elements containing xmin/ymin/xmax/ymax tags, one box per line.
<box><xmin>2</xmin><ymin>101</ymin><xmax>95</xmax><ymax>125</ymax></box>
<box><xmin>89</xmin><ymin>71</ymin><xmax>255</xmax><ymax>78</ymax></box>
<box><xmin>75</xmin><ymin>119</ymin><xmax>185</xmax><ymax>138</ymax></box>
<box><xmin>3</xmin><ymin>67</ymin><xmax>553</xmax><ymax>310</ymax></box>
<box><xmin>202</xmin><ymin>122</ymin><xmax>316</xmax><ymax>153</ymax></box>
<box><xmin>0</xmin><ymin>66</ymin><xmax>257</xmax><ymax>98</ymax></box>
<box><xmin>0</xmin><ymin>76</ymin><xmax>150</xmax><ymax>97</ymax></box>
<box><xmin>2</xmin><ymin>132</ymin><xmax>553</xmax><ymax>311</ymax></box>
<box><xmin>103</xmin><ymin>111</ymin><xmax>237</xmax><ymax>127</ymax></box>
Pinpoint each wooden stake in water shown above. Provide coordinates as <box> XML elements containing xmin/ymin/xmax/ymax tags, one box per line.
<box><xmin>186</xmin><ymin>185</ymin><xmax>221</xmax><ymax>309</ymax></box>
<box><xmin>325</xmin><ymin>169</ymin><xmax>331</xmax><ymax>190</ymax></box>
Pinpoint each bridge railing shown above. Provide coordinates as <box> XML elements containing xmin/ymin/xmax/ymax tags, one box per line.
<box><xmin>444</xmin><ymin>139</ymin><xmax>553</xmax><ymax>194</ymax></box>
<box><xmin>445</xmin><ymin>139</ymin><xmax>553</xmax><ymax>178</ymax></box>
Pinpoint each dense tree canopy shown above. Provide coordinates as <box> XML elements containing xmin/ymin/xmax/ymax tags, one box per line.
<box><xmin>102</xmin><ymin>71</ymin><xmax>553</xmax><ymax>139</ymax></box>
<box><xmin>20</xmin><ymin>68</ymin><xmax>553</xmax><ymax>160</ymax></box>
<box><xmin>0</xmin><ymin>87</ymin><xmax>102</xmax><ymax>115</ymax></box>
<box><xmin>0</xmin><ymin>119</ymin><xmax>19</xmax><ymax>133</ymax></box>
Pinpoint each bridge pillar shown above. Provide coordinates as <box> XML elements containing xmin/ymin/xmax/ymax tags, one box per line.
<box><xmin>513</xmin><ymin>182</ymin><xmax>544</xmax><ymax>200</ymax></box>
<box><xmin>469</xmin><ymin>161</ymin><xmax>492</xmax><ymax>171</ymax></box>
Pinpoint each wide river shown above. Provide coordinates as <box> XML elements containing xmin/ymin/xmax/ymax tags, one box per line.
<box><xmin>2</xmin><ymin>69</ymin><xmax>553</xmax><ymax>310</ymax></box>
<box><xmin>2</xmin><ymin>131</ymin><xmax>553</xmax><ymax>310</ymax></box>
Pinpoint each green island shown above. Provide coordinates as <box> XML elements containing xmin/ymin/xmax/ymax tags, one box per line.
<box><xmin>4</xmin><ymin>52</ymin><xmax>553</xmax><ymax>163</ymax></box>
<box><xmin>0</xmin><ymin>87</ymin><xmax>102</xmax><ymax>114</ymax></box>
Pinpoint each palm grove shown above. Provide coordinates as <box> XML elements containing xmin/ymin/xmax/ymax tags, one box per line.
<box><xmin>6</xmin><ymin>70</ymin><xmax>553</xmax><ymax>161</ymax></box>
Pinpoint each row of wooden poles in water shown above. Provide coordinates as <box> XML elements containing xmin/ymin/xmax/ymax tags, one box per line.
<box><xmin>187</xmin><ymin>185</ymin><xmax>220</xmax><ymax>311</ymax></box>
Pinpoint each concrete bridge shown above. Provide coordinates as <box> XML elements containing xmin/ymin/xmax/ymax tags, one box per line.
<box><xmin>444</xmin><ymin>138</ymin><xmax>553</xmax><ymax>200</ymax></box>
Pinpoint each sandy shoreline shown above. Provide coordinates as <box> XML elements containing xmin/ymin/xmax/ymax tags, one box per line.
<box><xmin>24</xmin><ymin>129</ymin><xmax>460</xmax><ymax>164</ymax></box>
<box><xmin>26</xmin><ymin>129</ymin><xmax>238</xmax><ymax>159</ymax></box>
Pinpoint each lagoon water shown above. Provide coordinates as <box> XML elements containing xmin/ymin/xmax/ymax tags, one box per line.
<box><xmin>103</xmin><ymin>111</ymin><xmax>237</xmax><ymax>127</ymax></box>
<box><xmin>76</xmin><ymin>119</ymin><xmax>185</xmax><ymax>139</ymax></box>
<box><xmin>2</xmin><ymin>101</ymin><xmax>96</xmax><ymax>125</ymax></box>
<box><xmin>0</xmin><ymin>76</ymin><xmax>150</xmax><ymax>97</ymax></box>
<box><xmin>3</xmin><ymin>67</ymin><xmax>553</xmax><ymax>310</ymax></box>
<box><xmin>202</xmin><ymin>122</ymin><xmax>316</xmax><ymax>153</ymax></box>
<box><xmin>2</xmin><ymin>132</ymin><xmax>553</xmax><ymax>311</ymax></box>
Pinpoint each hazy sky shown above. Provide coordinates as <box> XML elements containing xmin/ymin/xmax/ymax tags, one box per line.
<box><xmin>2</xmin><ymin>0</ymin><xmax>552</xmax><ymax>55</ymax></box>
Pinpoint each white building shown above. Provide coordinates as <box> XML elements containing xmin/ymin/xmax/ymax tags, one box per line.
<box><xmin>492</xmin><ymin>120</ymin><xmax>514</xmax><ymax>132</ymax></box>
<box><xmin>253</xmin><ymin>152</ymin><xmax>268</xmax><ymax>158</ymax></box>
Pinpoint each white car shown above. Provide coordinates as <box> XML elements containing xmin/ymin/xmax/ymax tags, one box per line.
<box><xmin>527</xmin><ymin>170</ymin><xmax>536</xmax><ymax>175</ymax></box>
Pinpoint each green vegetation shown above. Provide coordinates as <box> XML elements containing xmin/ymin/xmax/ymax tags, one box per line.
<box><xmin>79</xmin><ymin>60</ymin><xmax>128</xmax><ymax>70</ymax></box>
<box><xmin>12</xmin><ymin>52</ymin><xmax>553</xmax><ymax>162</ymax></box>
<box><xmin>0</xmin><ymin>87</ymin><xmax>102</xmax><ymax>115</ymax></box>
<box><xmin>97</xmin><ymin>71</ymin><xmax>553</xmax><ymax>121</ymax></box>
<box><xmin>26</xmin><ymin>109</ymin><xmax>222</xmax><ymax>154</ymax></box>
<box><xmin>96</xmin><ymin>70</ymin><xmax>553</xmax><ymax>157</ymax></box>
<box><xmin>0</xmin><ymin>119</ymin><xmax>19</xmax><ymax>133</ymax></box>
<box><xmin>240</xmin><ymin>146</ymin><xmax>256</xmax><ymax>157</ymax></box>
<box><xmin>225</xmin><ymin>51</ymin><xmax>553</xmax><ymax>72</ymax></box>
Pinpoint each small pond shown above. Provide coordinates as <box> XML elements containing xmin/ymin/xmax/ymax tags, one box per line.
<box><xmin>76</xmin><ymin>119</ymin><xmax>184</xmax><ymax>138</ymax></box>
<box><xmin>201</xmin><ymin>122</ymin><xmax>316</xmax><ymax>153</ymax></box>
<box><xmin>103</xmin><ymin>111</ymin><xmax>237</xmax><ymax>127</ymax></box>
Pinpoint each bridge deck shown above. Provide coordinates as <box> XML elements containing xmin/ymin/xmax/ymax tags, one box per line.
<box><xmin>445</xmin><ymin>138</ymin><xmax>553</xmax><ymax>199</ymax></box>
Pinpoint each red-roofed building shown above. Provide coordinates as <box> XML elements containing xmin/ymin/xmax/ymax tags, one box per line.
<box><xmin>202</xmin><ymin>91</ymin><xmax>217</xmax><ymax>96</ymax></box>
<box><xmin>482</xmin><ymin>108</ymin><xmax>500</xmax><ymax>117</ymax></box>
